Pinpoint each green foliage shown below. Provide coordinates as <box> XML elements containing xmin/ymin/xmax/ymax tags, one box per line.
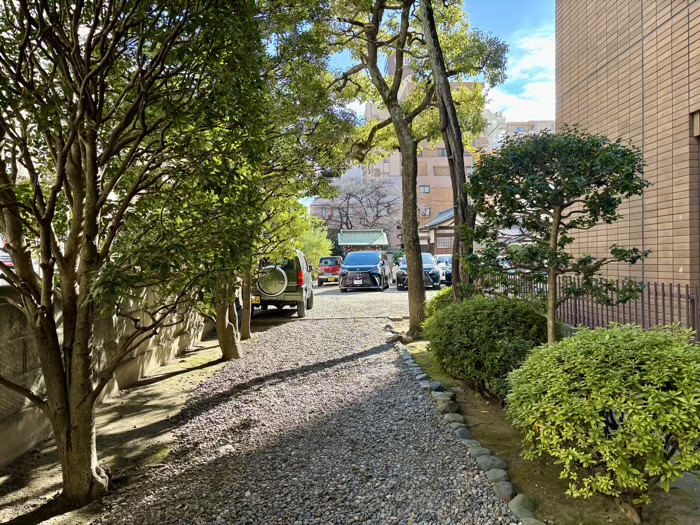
<box><xmin>465</xmin><ymin>126</ymin><xmax>649</xmax><ymax>341</ymax></box>
<box><xmin>507</xmin><ymin>324</ymin><xmax>700</xmax><ymax>513</ymax></box>
<box><xmin>425</xmin><ymin>287</ymin><xmax>457</xmax><ymax>318</ymax></box>
<box><xmin>423</xmin><ymin>296</ymin><xmax>548</xmax><ymax>399</ymax></box>
<box><xmin>295</xmin><ymin>220</ymin><xmax>333</xmax><ymax>276</ymax></box>
<box><xmin>332</xmin><ymin>1</ymin><xmax>507</xmax><ymax>162</ymax></box>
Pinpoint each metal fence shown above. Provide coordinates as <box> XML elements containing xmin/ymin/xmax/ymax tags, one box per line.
<box><xmin>492</xmin><ymin>273</ymin><xmax>700</xmax><ymax>341</ymax></box>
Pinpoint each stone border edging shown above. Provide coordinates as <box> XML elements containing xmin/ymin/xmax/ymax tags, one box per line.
<box><xmin>386</xmin><ymin>331</ymin><xmax>549</xmax><ymax>525</ymax></box>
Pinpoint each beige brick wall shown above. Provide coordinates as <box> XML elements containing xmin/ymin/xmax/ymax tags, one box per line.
<box><xmin>557</xmin><ymin>0</ymin><xmax>700</xmax><ymax>286</ymax></box>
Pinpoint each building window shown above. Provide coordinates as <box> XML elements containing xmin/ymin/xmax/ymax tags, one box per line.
<box><xmin>419</xmin><ymin>185</ymin><xmax>430</xmax><ymax>194</ymax></box>
<box><xmin>418</xmin><ymin>207</ymin><xmax>431</xmax><ymax>217</ymax></box>
<box><xmin>467</xmin><ymin>167</ymin><xmax>473</xmax><ymax>176</ymax></box>
<box><xmin>437</xmin><ymin>236</ymin><xmax>454</xmax><ymax>249</ymax></box>
<box><xmin>438</xmin><ymin>148</ymin><xmax>447</xmax><ymax>157</ymax></box>
<box><xmin>516</xmin><ymin>127</ymin><xmax>525</xmax><ymax>133</ymax></box>
<box><xmin>321</xmin><ymin>207</ymin><xmax>327</xmax><ymax>219</ymax></box>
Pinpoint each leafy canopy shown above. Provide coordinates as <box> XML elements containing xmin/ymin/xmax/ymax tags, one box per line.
<box><xmin>466</xmin><ymin>126</ymin><xmax>649</xmax><ymax>314</ymax></box>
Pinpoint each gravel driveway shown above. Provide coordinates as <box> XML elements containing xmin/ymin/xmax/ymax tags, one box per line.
<box><xmin>93</xmin><ymin>287</ymin><xmax>514</xmax><ymax>525</ymax></box>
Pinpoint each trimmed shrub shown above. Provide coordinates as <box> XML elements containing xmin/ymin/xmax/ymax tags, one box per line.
<box><xmin>507</xmin><ymin>324</ymin><xmax>700</xmax><ymax>522</ymax></box>
<box><xmin>425</xmin><ymin>287</ymin><xmax>456</xmax><ymax>318</ymax></box>
<box><xmin>423</xmin><ymin>295</ymin><xmax>548</xmax><ymax>399</ymax></box>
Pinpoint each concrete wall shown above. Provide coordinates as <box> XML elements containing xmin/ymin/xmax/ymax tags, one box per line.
<box><xmin>0</xmin><ymin>288</ymin><xmax>205</xmax><ymax>466</ymax></box>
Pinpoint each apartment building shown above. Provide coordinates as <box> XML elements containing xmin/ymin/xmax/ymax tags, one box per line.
<box><xmin>505</xmin><ymin>120</ymin><xmax>555</xmax><ymax>136</ymax></box>
<box><xmin>556</xmin><ymin>0</ymin><xmax>700</xmax><ymax>286</ymax></box>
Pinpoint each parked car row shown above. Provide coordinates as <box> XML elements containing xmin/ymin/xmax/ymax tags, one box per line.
<box><xmin>250</xmin><ymin>249</ymin><xmax>454</xmax><ymax>318</ymax></box>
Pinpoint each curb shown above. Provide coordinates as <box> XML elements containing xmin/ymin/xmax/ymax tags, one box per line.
<box><xmin>391</xmin><ymin>337</ymin><xmax>549</xmax><ymax>525</ymax></box>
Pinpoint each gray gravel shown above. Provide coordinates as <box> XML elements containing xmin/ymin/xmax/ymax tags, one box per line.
<box><xmin>93</xmin><ymin>289</ymin><xmax>514</xmax><ymax>525</ymax></box>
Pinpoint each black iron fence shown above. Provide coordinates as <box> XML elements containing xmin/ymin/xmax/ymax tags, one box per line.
<box><xmin>491</xmin><ymin>273</ymin><xmax>700</xmax><ymax>341</ymax></box>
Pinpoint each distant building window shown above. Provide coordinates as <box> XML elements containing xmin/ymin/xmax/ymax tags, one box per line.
<box><xmin>418</xmin><ymin>207</ymin><xmax>431</xmax><ymax>217</ymax></box>
<box><xmin>321</xmin><ymin>207</ymin><xmax>327</xmax><ymax>219</ymax></box>
<box><xmin>438</xmin><ymin>148</ymin><xmax>447</xmax><ymax>157</ymax></box>
<box><xmin>437</xmin><ymin>236</ymin><xmax>454</xmax><ymax>249</ymax></box>
<box><xmin>467</xmin><ymin>167</ymin><xmax>473</xmax><ymax>176</ymax></box>
<box><xmin>419</xmin><ymin>185</ymin><xmax>430</xmax><ymax>194</ymax></box>
<box><xmin>516</xmin><ymin>127</ymin><xmax>525</xmax><ymax>133</ymax></box>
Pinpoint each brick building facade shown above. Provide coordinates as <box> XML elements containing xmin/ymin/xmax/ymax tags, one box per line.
<box><xmin>557</xmin><ymin>0</ymin><xmax>700</xmax><ymax>286</ymax></box>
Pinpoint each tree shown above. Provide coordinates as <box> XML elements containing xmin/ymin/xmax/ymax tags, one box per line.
<box><xmin>466</xmin><ymin>126</ymin><xmax>649</xmax><ymax>343</ymax></box>
<box><xmin>419</xmin><ymin>0</ymin><xmax>506</xmax><ymax>296</ymax></box>
<box><xmin>296</xmin><ymin>219</ymin><xmax>333</xmax><ymax>276</ymax></box>
<box><xmin>324</xmin><ymin>175</ymin><xmax>402</xmax><ymax>234</ymax></box>
<box><xmin>112</xmin><ymin>0</ymin><xmax>354</xmax><ymax>356</ymax></box>
<box><xmin>332</xmin><ymin>0</ymin><xmax>506</xmax><ymax>335</ymax></box>
<box><xmin>0</xmin><ymin>0</ymin><xmax>265</xmax><ymax>504</ymax></box>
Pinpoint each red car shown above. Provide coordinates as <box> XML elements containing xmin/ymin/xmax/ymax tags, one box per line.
<box><xmin>317</xmin><ymin>256</ymin><xmax>344</xmax><ymax>286</ymax></box>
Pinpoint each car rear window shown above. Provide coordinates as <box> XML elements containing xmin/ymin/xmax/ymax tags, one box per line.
<box><xmin>344</xmin><ymin>252</ymin><xmax>380</xmax><ymax>265</ymax></box>
<box><xmin>280</xmin><ymin>257</ymin><xmax>298</xmax><ymax>270</ymax></box>
<box><xmin>320</xmin><ymin>257</ymin><xmax>340</xmax><ymax>266</ymax></box>
<box><xmin>400</xmin><ymin>254</ymin><xmax>435</xmax><ymax>265</ymax></box>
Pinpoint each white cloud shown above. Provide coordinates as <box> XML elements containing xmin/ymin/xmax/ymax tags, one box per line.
<box><xmin>486</xmin><ymin>25</ymin><xmax>556</xmax><ymax>122</ymax></box>
<box><xmin>488</xmin><ymin>81</ymin><xmax>555</xmax><ymax>121</ymax></box>
<box><xmin>507</xmin><ymin>26</ymin><xmax>555</xmax><ymax>82</ymax></box>
<box><xmin>346</xmin><ymin>100</ymin><xmax>365</xmax><ymax>118</ymax></box>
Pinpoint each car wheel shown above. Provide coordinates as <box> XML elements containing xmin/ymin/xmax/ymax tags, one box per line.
<box><xmin>275</xmin><ymin>304</ymin><xmax>285</xmax><ymax>310</ymax></box>
<box><xmin>317</xmin><ymin>279</ymin><xmax>323</xmax><ymax>287</ymax></box>
<box><xmin>307</xmin><ymin>291</ymin><xmax>314</xmax><ymax>310</ymax></box>
<box><xmin>261</xmin><ymin>305</ymin><xmax>269</xmax><ymax>311</ymax></box>
<box><xmin>433</xmin><ymin>283</ymin><xmax>441</xmax><ymax>290</ymax></box>
<box><xmin>340</xmin><ymin>287</ymin><xmax>348</xmax><ymax>293</ymax></box>
<box><xmin>297</xmin><ymin>297</ymin><xmax>307</xmax><ymax>318</ymax></box>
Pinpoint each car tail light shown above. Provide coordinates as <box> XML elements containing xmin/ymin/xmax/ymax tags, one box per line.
<box><xmin>297</xmin><ymin>269</ymin><xmax>305</xmax><ymax>286</ymax></box>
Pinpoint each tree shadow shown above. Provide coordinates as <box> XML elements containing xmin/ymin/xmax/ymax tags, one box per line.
<box><xmin>85</xmin><ymin>369</ymin><xmax>504</xmax><ymax>525</ymax></box>
<box><xmin>127</xmin><ymin>359</ymin><xmax>221</xmax><ymax>389</ymax></box>
<box><xmin>180</xmin><ymin>343</ymin><xmax>391</xmax><ymax>421</ymax></box>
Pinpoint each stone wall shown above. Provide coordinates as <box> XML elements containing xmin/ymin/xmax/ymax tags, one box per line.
<box><xmin>0</xmin><ymin>288</ymin><xmax>205</xmax><ymax>466</ymax></box>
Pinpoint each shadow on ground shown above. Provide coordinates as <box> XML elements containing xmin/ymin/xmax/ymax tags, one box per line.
<box><xmin>0</xmin><ymin>342</ymin><xmax>226</xmax><ymax>525</ymax></box>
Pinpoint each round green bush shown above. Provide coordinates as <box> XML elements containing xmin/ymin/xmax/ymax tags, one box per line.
<box><xmin>425</xmin><ymin>287</ymin><xmax>456</xmax><ymax>318</ymax></box>
<box><xmin>507</xmin><ymin>324</ymin><xmax>700</xmax><ymax>518</ymax></box>
<box><xmin>423</xmin><ymin>295</ymin><xmax>548</xmax><ymax>399</ymax></box>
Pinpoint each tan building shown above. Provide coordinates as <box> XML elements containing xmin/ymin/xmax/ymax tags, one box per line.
<box><xmin>556</xmin><ymin>0</ymin><xmax>700</xmax><ymax>287</ymax></box>
<box><xmin>505</xmin><ymin>120</ymin><xmax>555</xmax><ymax>136</ymax></box>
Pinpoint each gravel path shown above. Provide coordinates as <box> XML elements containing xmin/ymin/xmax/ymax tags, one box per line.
<box><xmin>93</xmin><ymin>289</ymin><xmax>514</xmax><ymax>525</ymax></box>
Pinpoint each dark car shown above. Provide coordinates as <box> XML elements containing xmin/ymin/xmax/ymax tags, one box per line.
<box><xmin>253</xmin><ymin>249</ymin><xmax>314</xmax><ymax>318</ymax></box>
<box><xmin>339</xmin><ymin>251</ymin><xmax>391</xmax><ymax>292</ymax></box>
<box><xmin>396</xmin><ymin>253</ymin><xmax>441</xmax><ymax>290</ymax></box>
<box><xmin>436</xmin><ymin>254</ymin><xmax>452</xmax><ymax>285</ymax></box>
<box><xmin>317</xmin><ymin>256</ymin><xmax>344</xmax><ymax>286</ymax></box>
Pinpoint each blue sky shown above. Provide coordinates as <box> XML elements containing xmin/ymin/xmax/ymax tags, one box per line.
<box><xmin>335</xmin><ymin>1</ymin><xmax>556</xmax><ymax>122</ymax></box>
<box><xmin>466</xmin><ymin>0</ymin><xmax>555</xmax><ymax>121</ymax></box>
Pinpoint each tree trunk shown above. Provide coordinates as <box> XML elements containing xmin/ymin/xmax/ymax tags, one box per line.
<box><xmin>547</xmin><ymin>206</ymin><xmax>562</xmax><ymax>344</ymax></box>
<box><xmin>52</xmin><ymin>402</ymin><xmax>109</xmax><ymax>505</ymax></box>
<box><xmin>420</xmin><ymin>0</ymin><xmax>475</xmax><ymax>295</ymax></box>
<box><xmin>398</xmin><ymin>138</ymin><xmax>425</xmax><ymax>337</ymax></box>
<box><xmin>547</xmin><ymin>267</ymin><xmax>558</xmax><ymax>344</ymax></box>
<box><xmin>241</xmin><ymin>270</ymin><xmax>253</xmax><ymax>340</ymax></box>
<box><xmin>217</xmin><ymin>302</ymin><xmax>242</xmax><ymax>360</ymax></box>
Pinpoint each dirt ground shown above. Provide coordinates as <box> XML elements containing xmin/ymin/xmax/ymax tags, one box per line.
<box><xmin>0</xmin><ymin>339</ymin><xmax>226</xmax><ymax>525</ymax></box>
<box><xmin>408</xmin><ymin>341</ymin><xmax>700</xmax><ymax>525</ymax></box>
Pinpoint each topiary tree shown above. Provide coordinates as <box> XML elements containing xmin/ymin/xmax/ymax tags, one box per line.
<box><xmin>423</xmin><ymin>296</ymin><xmax>549</xmax><ymax>400</ymax></box>
<box><xmin>466</xmin><ymin>126</ymin><xmax>649</xmax><ymax>343</ymax></box>
<box><xmin>508</xmin><ymin>324</ymin><xmax>700</xmax><ymax>524</ymax></box>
